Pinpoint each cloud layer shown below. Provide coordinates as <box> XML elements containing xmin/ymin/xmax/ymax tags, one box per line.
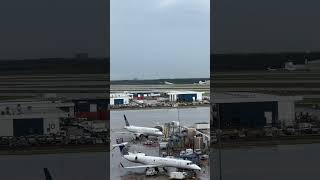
<box><xmin>111</xmin><ymin>0</ymin><xmax>210</xmax><ymax>80</ymax></box>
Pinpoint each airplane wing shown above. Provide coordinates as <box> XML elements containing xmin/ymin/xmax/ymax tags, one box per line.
<box><xmin>112</xmin><ymin>142</ymin><xmax>128</xmax><ymax>148</ymax></box>
<box><xmin>113</xmin><ymin>131</ymin><xmax>129</xmax><ymax>134</ymax></box>
<box><xmin>133</xmin><ymin>133</ymin><xmax>142</xmax><ymax>137</ymax></box>
<box><xmin>120</xmin><ymin>163</ymin><xmax>160</xmax><ymax>169</ymax></box>
<box><xmin>113</xmin><ymin>131</ymin><xmax>143</xmax><ymax>137</ymax></box>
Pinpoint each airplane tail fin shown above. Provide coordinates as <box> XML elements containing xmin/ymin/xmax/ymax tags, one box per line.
<box><xmin>124</xmin><ymin>115</ymin><xmax>130</xmax><ymax>126</ymax></box>
<box><xmin>112</xmin><ymin>142</ymin><xmax>129</xmax><ymax>155</ymax></box>
<box><xmin>43</xmin><ymin>168</ymin><xmax>53</xmax><ymax>180</ymax></box>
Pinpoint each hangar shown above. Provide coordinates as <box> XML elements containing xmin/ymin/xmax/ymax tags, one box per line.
<box><xmin>167</xmin><ymin>91</ymin><xmax>204</xmax><ymax>102</ymax></box>
<box><xmin>211</xmin><ymin>92</ymin><xmax>303</xmax><ymax>128</ymax></box>
<box><xmin>0</xmin><ymin>101</ymin><xmax>73</xmax><ymax>136</ymax></box>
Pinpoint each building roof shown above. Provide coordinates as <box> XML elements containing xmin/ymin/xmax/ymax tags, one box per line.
<box><xmin>212</xmin><ymin>92</ymin><xmax>303</xmax><ymax>103</ymax></box>
<box><xmin>0</xmin><ymin>107</ymin><xmax>70</xmax><ymax>119</ymax></box>
<box><xmin>0</xmin><ymin>101</ymin><xmax>72</xmax><ymax>119</ymax></box>
<box><xmin>0</xmin><ymin>101</ymin><xmax>74</xmax><ymax>108</ymax></box>
<box><xmin>167</xmin><ymin>91</ymin><xmax>204</xmax><ymax>95</ymax></box>
<box><xmin>110</xmin><ymin>93</ymin><xmax>132</xmax><ymax>98</ymax></box>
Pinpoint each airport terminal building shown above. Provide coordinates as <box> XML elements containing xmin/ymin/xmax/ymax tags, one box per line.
<box><xmin>212</xmin><ymin>92</ymin><xmax>303</xmax><ymax>128</ymax></box>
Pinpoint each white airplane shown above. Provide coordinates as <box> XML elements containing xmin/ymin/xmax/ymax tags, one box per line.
<box><xmin>198</xmin><ymin>80</ymin><xmax>210</xmax><ymax>85</ymax></box>
<box><xmin>267</xmin><ymin>67</ymin><xmax>277</xmax><ymax>71</ymax></box>
<box><xmin>164</xmin><ymin>81</ymin><xmax>174</xmax><ymax>85</ymax></box>
<box><xmin>123</xmin><ymin>115</ymin><xmax>163</xmax><ymax>139</ymax></box>
<box><xmin>112</xmin><ymin>142</ymin><xmax>201</xmax><ymax>173</ymax></box>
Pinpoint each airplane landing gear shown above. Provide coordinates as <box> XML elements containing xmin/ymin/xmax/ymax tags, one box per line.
<box><xmin>145</xmin><ymin>167</ymin><xmax>158</xmax><ymax>176</ymax></box>
<box><xmin>136</xmin><ymin>134</ymin><xmax>144</xmax><ymax>140</ymax></box>
<box><xmin>162</xmin><ymin>167</ymin><xmax>167</xmax><ymax>173</ymax></box>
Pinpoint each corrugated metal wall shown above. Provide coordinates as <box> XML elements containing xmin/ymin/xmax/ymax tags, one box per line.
<box><xmin>0</xmin><ymin>119</ymin><xmax>13</xmax><ymax>136</ymax></box>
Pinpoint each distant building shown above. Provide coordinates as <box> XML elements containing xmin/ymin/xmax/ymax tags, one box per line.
<box><xmin>73</xmin><ymin>99</ymin><xmax>108</xmax><ymax>121</ymax></box>
<box><xmin>110</xmin><ymin>93</ymin><xmax>132</xmax><ymax>105</ymax></box>
<box><xmin>285</xmin><ymin>59</ymin><xmax>320</xmax><ymax>71</ymax></box>
<box><xmin>0</xmin><ymin>101</ymin><xmax>73</xmax><ymax>136</ymax></box>
<box><xmin>212</xmin><ymin>92</ymin><xmax>303</xmax><ymax>128</ymax></box>
<box><xmin>284</xmin><ymin>61</ymin><xmax>308</xmax><ymax>71</ymax></box>
<box><xmin>167</xmin><ymin>91</ymin><xmax>204</xmax><ymax>102</ymax></box>
<box><xmin>193</xmin><ymin>122</ymin><xmax>209</xmax><ymax>130</ymax></box>
<box><xmin>305</xmin><ymin>59</ymin><xmax>320</xmax><ymax>70</ymax></box>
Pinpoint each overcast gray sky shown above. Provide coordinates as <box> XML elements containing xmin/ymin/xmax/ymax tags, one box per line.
<box><xmin>212</xmin><ymin>0</ymin><xmax>320</xmax><ymax>53</ymax></box>
<box><xmin>0</xmin><ymin>0</ymin><xmax>108</xmax><ymax>59</ymax></box>
<box><xmin>111</xmin><ymin>0</ymin><xmax>210</xmax><ymax>80</ymax></box>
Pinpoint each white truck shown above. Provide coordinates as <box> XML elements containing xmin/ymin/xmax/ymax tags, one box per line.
<box><xmin>169</xmin><ymin>172</ymin><xmax>187</xmax><ymax>179</ymax></box>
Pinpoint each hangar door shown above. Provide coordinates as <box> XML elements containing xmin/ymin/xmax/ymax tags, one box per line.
<box><xmin>177</xmin><ymin>94</ymin><xmax>197</xmax><ymax>102</ymax></box>
<box><xmin>218</xmin><ymin>102</ymin><xmax>278</xmax><ymax>128</ymax></box>
<box><xmin>114</xmin><ymin>99</ymin><xmax>124</xmax><ymax>105</ymax></box>
<box><xmin>13</xmin><ymin>118</ymin><xmax>44</xmax><ymax>137</ymax></box>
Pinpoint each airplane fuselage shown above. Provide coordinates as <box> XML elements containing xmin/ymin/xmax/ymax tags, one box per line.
<box><xmin>125</xmin><ymin>126</ymin><xmax>163</xmax><ymax>137</ymax></box>
<box><xmin>124</xmin><ymin>153</ymin><xmax>201</xmax><ymax>171</ymax></box>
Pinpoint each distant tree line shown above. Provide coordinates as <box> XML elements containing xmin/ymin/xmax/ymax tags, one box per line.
<box><xmin>0</xmin><ymin>58</ymin><xmax>109</xmax><ymax>74</ymax></box>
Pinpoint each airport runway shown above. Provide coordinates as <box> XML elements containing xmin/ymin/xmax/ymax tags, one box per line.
<box><xmin>0</xmin><ymin>74</ymin><xmax>210</xmax><ymax>99</ymax></box>
<box><xmin>0</xmin><ymin>74</ymin><xmax>108</xmax><ymax>99</ymax></box>
<box><xmin>212</xmin><ymin>71</ymin><xmax>320</xmax><ymax>95</ymax></box>
<box><xmin>111</xmin><ymin>84</ymin><xmax>210</xmax><ymax>94</ymax></box>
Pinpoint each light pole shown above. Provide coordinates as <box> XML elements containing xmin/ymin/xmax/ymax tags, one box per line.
<box><xmin>177</xmin><ymin>104</ymin><xmax>181</xmax><ymax>150</ymax></box>
<box><xmin>217</xmin><ymin>104</ymin><xmax>222</xmax><ymax>180</ymax></box>
<box><xmin>178</xmin><ymin>105</ymin><xmax>180</xmax><ymax>135</ymax></box>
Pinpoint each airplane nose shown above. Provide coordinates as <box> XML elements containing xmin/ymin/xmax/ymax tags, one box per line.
<box><xmin>192</xmin><ymin>164</ymin><xmax>201</xmax><ymax>171</ymax></box>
